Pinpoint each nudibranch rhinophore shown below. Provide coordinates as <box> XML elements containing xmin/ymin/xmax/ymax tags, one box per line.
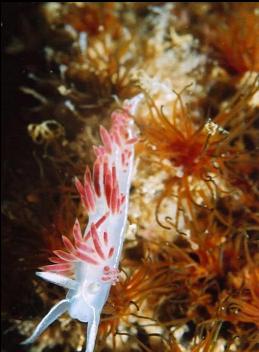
<box><xmin>22</xmin><ymin>95</ymin><xmax>143</xmax><ymax>352</ymax></box>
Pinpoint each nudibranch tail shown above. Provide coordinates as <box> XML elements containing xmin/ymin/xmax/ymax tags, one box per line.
<box><xmin>22</xmin><ymin>94</ymin><xmax>143</xmax><ymax>352</ymax></box>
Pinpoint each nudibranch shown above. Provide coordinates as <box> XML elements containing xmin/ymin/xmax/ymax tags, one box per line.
<box><xmin>22</xmin><ymin>95</ymin><xmax>143</xmax><ymax>352</ymax></box>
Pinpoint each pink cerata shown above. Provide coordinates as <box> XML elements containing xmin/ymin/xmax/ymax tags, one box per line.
<box><xmin>22</xmin><ymin>94</ymin><xmax>143</xmax><ymax>352</ymax></box>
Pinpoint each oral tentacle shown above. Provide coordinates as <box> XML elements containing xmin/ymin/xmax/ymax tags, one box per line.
<box><xmin>21</xmin><ymin>299</ymin><xmax>70</xmax><ymax>345</ymax></box>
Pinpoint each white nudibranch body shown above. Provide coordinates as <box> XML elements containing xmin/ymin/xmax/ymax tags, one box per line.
<box><xmin>22</xmin><ymin>95</ymin><xmax>143</xmax><ymax>352</ymax></box>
